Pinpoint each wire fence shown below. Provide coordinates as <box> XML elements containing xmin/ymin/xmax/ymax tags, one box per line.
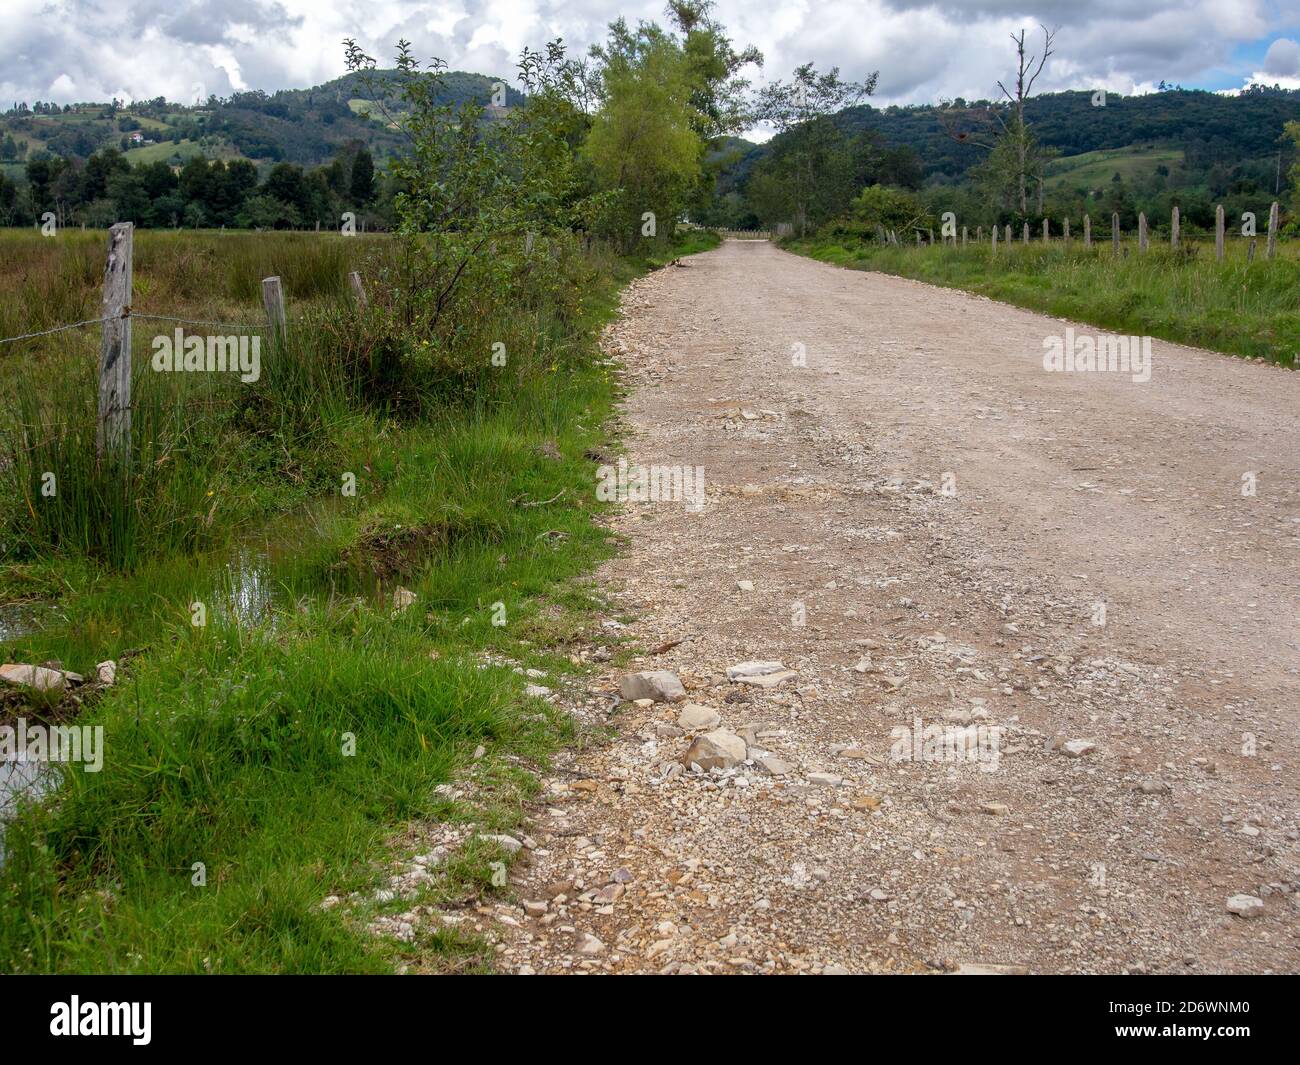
<box><xmin>0</xmin><ymin>315</ymin><xmax>116</xmax><ymax>348</ymax></box>
<box><xmin>1</xmin><ymin>302</ymin><xmax>319</xmax><ymax>349</ymax></box>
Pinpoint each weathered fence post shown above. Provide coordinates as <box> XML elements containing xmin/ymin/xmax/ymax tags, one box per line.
<box><xmin>1112</xmin><ymin>213</ymin><xmax>1120</xmax><ymax>255</ymax></box>
<box><xmin>1022</xmin><ymin>222</ymin><xmax>1030</xmax><ymax>244</ymax></box>
<box><xmin>348</xmin><ymin>271</ymin><xmax>368</xmax><ymax>309</ymax></box>
<box><xmin>1248</xmin><ymin>239</ymin><xmax>1257</xmax><ymax>264</ymax></box>
<box><xmin>977</xmin><ymin>226</ymin><xmax>983</xmax><ymax>242</ymax></box>
<box><xmin>1138</xmin><ymin>212</ymin><xmax>1148</xmax><ymax>253</ymax></box>
<box><xmin>1043</xmin><ymin>218</ymin><xmax>1049</xmax><ymax>242</ymax></box>
<box><xmin>1215</xmin><ymin>205</ymin><xmax>1225</xmax><ymax>262</ymax></box>
<box><xmin>1171</xmin><ymin>206</ymin><xmax>1179</xmax><ymax>250</ymax></box>
<box><xmin>961</xmin><ymin>225</ymin><xmax>967</xmax><ymax>247</ymax></box>
<box><xmin>1004</xmin><ymin>224</ymin><xmax>1011</xmax><ymax>245</ymax></box>
<box><xmin>991</xmin><ymin>226</ymin><xmax>998</xmax><ymax>253</ymax></box>
<box><xmin>1064</xmin><ymin>217</ymin><xmax>1070</xmax><ymax>242</ymax></box>
<box><xmin>97</xmin><ymin>221</ymin><xmax>133</xmax><ymax>465</ymax></box>
<box><xmin>916</xmin><ymin>230</ymin><xmax>922</xmax><ymax>247</ymax></box>
<box><xmin>928</xmin><ymin>228</ymin><xmax>935</xmax><ymax>245</ymax></box>
<box><xmin>1267</xmin><ymin>201</ymin><xmax>1278</xmax><ymax>260</ymax></box>
<box><xmin>1084</xmin><ymin>214</ymin><xmax>1091</xmax><ymax>247</ymax></box>
<box><xmin>262</xmin><ymin>275</ymin><xmax>287</xmax><ymax>342</ymax></box>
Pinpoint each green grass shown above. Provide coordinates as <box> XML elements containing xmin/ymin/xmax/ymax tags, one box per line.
<box><xmin>786</xmin><ymin>235</ymin><xmax>1300</xmax><ymax>367</ymax></box>
<box><xmin>0</xmin><ymin>226</ymin><xmax>720</xmax><ymax>973</ymax></box>
<box><xmin>1044</xmin><ymin>144</ymin><xmax>1184</xmax><ymax>192</ymax></box>
<box><xmin>122</xmin><ymin>138</ymin><xmax>206</xmax><ymax>165</ymax></box>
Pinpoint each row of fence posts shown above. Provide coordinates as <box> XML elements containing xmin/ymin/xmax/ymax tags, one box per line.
<box><xmin>880</xmin><ymin>202</ymin><xmax>1282</xmax><ymax>262</ymax></box>
<box><xmin>96</xmin><ymin>221</ymin><xmax>368</xmax><ymax>470</ymax></box>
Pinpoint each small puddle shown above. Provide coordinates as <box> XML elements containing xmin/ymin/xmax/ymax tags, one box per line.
<box><xmin>0</xmin><ymin>604</ymin><xmax>39</xmax><ymax>644</ymax></box>
<box><xmin>1</xmin><ymin>495</ymin><xmax>408</xmax><ymax>860</ymax></box>
<box><xmin>201</xmin><ymin>508</ymin><xmax>388</xmax><ymax>626</ymax></box>
<box><xmin>0</xmin><ymin>755</ymin><xmax>58</xmax><ymax>867</ymax></box>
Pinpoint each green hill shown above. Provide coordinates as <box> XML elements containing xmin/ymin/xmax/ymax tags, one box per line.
<box><xmin>0</xmin><ymin>70</ymin><xmax>524</xmax><ymax>174</ymax></box>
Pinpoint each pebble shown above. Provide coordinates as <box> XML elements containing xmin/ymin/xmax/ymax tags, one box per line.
<box><xmin>1226</xmin><ymin>894</ymin><xmax>1264</xmax><ymax>918</ymax></box>
<box><xmin>677</xmin><ymin>703</ymin><xmax>722</xmax><ymax>730</ymax></box>
<box><xmin>680</xmin><ymin>729</ymin><xmax>747</xmax><ymax>770</ymax></box>
<box><xmin>725</xmin><ymin>660</ymin><xmax>787</xmax><ymax>680</ymax></box>
<box><xmin>620</xmin><ymin>671</ymin><xmax>687</xmax><ymax>702</ymax></box>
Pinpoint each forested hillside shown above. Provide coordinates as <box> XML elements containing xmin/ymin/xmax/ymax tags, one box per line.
<box><xmin>705</xmin><ymin>84</ymin><xmax>1300</xmax><ymax>234</ymax></box>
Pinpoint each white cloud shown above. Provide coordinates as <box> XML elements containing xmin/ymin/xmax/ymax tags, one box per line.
<box><xmin>0</xmin><ymin>0</ymin><xmax>1295</xmax><ymax>114</ymax></box>
<box><xmin>1262</xmin><ymin>36</ymin><xmax>1300</xmax><ymax>76</ymax></box>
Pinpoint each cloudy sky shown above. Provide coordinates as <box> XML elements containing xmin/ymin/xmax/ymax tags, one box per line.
<box><xmin>5</xmin><ymin>0</ymin><xmax>1300</xmax><ymax>133</ymax></box>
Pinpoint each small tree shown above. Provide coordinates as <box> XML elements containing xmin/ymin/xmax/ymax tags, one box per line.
<box><xmin>350</xmin><ymin>147</ymin><xmax>375</xmax><ymax>204</ymax></box>
<box><xmin>583</xmin><ymin>21</ymin><xmax>702</xmax><ymax>248</ymax></box>
<box><xmin>754</xmin><ymin>63</ymin><xmax>877</xmax><ymax>235</ymax></box>
<box><xmin>1285</xmin><ymin>120</ymin><xmax>1300</xmax><ymax>211</ymax></box>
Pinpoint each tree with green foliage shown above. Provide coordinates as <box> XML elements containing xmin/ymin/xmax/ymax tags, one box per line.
<box><xmin>1285</xmin><ymin>121</ymin><xmax>1300</xmax><ymax>210</ymax></box>
<box><xmin>344</xmin><ymin>35</ymin><xmax>596</xmax><ymax>373</ymax></box>
<box><xmin>350</xmin><ymin>146</ymin><xmax>375</xmax><ymax>203</ymax></box>
<box><xmin>754</xmin><ymin>63</ymin><xmax>878</xmax><ymax>235</ymax></box>
<box><xmin>665</xmin><ymin>0</ymin><xmax>762</xmax><ymax>220</ymax></box>
<box><xmin>849</xmin><ymin>184</ymin><xmax>929</xmax><ymax>231</ymax></box>
<box><xmin>583</xmin><ymin>19</ymin><xmax>704</xmax><ymax>247</ymax></box>
<box><xmin>0</xmin><ymin>170</ymin><xmax>17</xmax><ymax>224</ymax></box>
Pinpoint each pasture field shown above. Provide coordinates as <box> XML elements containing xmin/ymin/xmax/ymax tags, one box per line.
<box><xmin>0</xmin><ymin>224</ymin><xmax>718</xmax><ymax>972</ymax></box>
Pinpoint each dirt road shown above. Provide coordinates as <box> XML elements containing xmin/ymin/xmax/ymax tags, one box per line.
<box><xmin>491</xmin><ymin>239</ymin><xmax>1300</xmax><ymax>974</ymax></box>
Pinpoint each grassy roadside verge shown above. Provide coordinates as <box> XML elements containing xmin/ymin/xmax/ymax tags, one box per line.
<box><xmin>784</xmin><ymin>237</ymin><xmax>1300</xmax><ymax>368</ymax></box>
<box><xmin>0</xmin><ymin>229</ymin><xmax>719</xmax><ymax>974</ymax></box>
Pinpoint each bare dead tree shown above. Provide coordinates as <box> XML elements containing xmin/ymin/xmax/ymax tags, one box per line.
<box><xmin>938</xmin><ymin>25</ymin><xmax>1056</xmax><ymax>218</ymax></box>
<box><xmin>997</xmin><ymin>26</ymin><xmax>1055</xmax><ymax>216</ymax></box>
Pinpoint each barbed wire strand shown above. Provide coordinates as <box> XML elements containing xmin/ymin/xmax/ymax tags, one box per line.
<box><xmin>132</xmin><ymin>313</ymin><xmax>260</xmax><ymax>332</ymax></box>
<box><xmin>0</xmin><ymin>310</ymin><xmax>312</xmax><ymax>348</ymax></box>
<box><xmin>0</xmin><ymin>315</ymin><xmax>114</xmax><ymax>347</ymax></box>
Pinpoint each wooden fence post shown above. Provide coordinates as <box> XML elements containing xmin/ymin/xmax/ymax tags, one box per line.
<box><xmin>1112</xmin><ymin>213</ymin><xmax>1120</xmax><ymax>255</ymax></box>
<box><xmin>977</xmin><ymin>226</ymin><xmax>983</xmax><ymax>242</ymax></box>
<box><xmin>1084</xmin><ymin>214</ymin><xmax>1091</xmax><ymax>247</ymax></box>
<box><xmin>1171</xmin><ymin>206</ymin><xmax>1180</xmax><ymax>250</ymax></box>
<box><xmin>1043</xmin><ymin>218</ymin><xmax>1049</xmax><ymax>242</ymax></box>
<box><xmin>97</xmin><ymin>221</ymin><xmax>133</xmax><ymax>465</ymax></box>
<box><xmin>348</xmin><ymin>271</ymin><xmax>368</xmax><ymax>309</ymax></box>
<box><xmin>961</xmin><ymin>225</ymin><xmax>967</xmax><ymax>246</ymax></box>
<box><xmin>928</xmin><ymin>228</ymin><xmax>935</xmax><ymax>245</ymax></box>
<box><xmin>1267</xmin><ymin>201</ymin><xmax>1278</xmax><ymax>260</ymax></box>
<box><xmin>991</xmin><ymin>226</ymin><xmax>998</xmax><ymax>253</ymax></box>
<box><xmin>1064</xmin><ymin>217</ymin><xmax>1070</xmax><ymax>242</ymax></box>
<box><xmin>1248</xmin><ymin>240</ymin><xmax>1257</xmax><ymax>264</ymax></box>
<box><xmin>1004</xmin><ymin>224</ymin><xmax>1011</xmax><ymax>245</ymax></box>
<box><xmin>262</xmin><ymin>276</ymin><xmax>287</xmax><ymax>342</ymax></box>
<box><xmin>1215</xmin><ymin>205</ymin><xmax>1225</xmax><ymax>262</ymax></box>
<box><xmin>1022</xmin><ymin>222</ymin><xmax>1030</xmax><ymax>244</ymax></box>
<box><xmin>916</xmin><ymin>230</ymin><xmax>922</xmax><ymax>247</ymax></box>
<box><xmin>1138</xmin><ymin>212</ymin><xmax>1148</xmax><ymax>253</ymax></box>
